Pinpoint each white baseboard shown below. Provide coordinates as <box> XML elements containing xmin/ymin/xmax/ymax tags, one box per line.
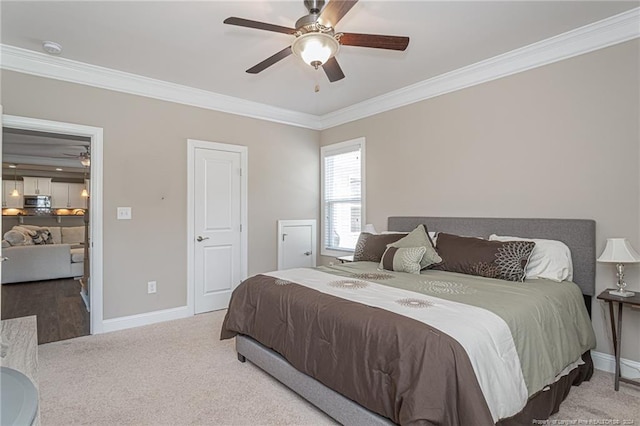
<box><xmin>592</xmin><ymin>350</ymin><xmax>640</xmax><ymax>379</ymax></box>
<box><xmin>101</xmin><ymin>305</ymin><xmax>191</xmax><ymax>333</ymax></box>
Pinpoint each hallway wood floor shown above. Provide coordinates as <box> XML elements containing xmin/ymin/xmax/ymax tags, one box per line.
<box><xmin>1</xmin><ymin>278</ymin><xmax>89</xmax><ymax>344</ymax></box>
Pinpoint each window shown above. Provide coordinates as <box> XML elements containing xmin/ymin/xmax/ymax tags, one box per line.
<box><xmin>321</xmin><ymin>138</ymin><xmax>365</xmax><ymax>256</ymax></box>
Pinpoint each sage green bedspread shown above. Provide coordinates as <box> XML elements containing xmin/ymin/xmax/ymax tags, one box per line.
<box><xmin>318</xmin><ymin>261</ymin><xmax>596</xmax><ymax>397</ymax></box>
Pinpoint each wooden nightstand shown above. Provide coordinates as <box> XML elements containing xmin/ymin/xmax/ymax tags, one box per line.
<box><xmin>596</xmin><ymin>289</ymin><xmax>640</xmax><ymax>391</ymax></box>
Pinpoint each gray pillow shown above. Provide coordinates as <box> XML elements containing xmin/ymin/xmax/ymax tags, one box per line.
<box><xmin>3</xmin><ymin>230</ymin><xmax>31</xmax><ymax>246</ymax></box>
<box><xmin>353</xmin><ymin>232</ymin><xmax>407</xmax><ymax>262</ymax></box>
<box><xmin>388</xmin><ymin>224</ymin><xmax>441</xmax><ymax>269</ymax></box>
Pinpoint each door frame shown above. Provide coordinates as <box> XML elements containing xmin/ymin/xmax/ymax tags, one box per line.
<box><xmin>1</xmin><ymin>114</ymin><xmax>104</xmax><ymax>334</ymax></box>
<box><xmin>277</xmin><ymin>219</ymin><xmax>317</xmax><ymax>270</ymax></box>
<box><xmin>186</xmin><ymin>139</ymin><xmax>247</xmax><ymax>316</ymax></box>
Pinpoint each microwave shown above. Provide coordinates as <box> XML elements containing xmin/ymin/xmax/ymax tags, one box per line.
<box><xmin>23</xmin><ymin>195</ymin><xmax>51</xmax><ymax>209</ymax></box>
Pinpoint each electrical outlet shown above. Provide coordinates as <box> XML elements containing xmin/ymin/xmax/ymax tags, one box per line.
<box><xmin>147</xmin><ymin>281</ymin><xmax>157</xmax><ymax>294</ymax></box>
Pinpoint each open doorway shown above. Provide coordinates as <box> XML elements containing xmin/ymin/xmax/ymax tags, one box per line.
<box><xmin>0</xmin><ymin>115</ymin><xmax>103</xmax><ymax>340</ymax></box>
<box><xmin>1</xmin><ymin>128</ymin><xmax>90</xmax><ymax>343</ymax></box>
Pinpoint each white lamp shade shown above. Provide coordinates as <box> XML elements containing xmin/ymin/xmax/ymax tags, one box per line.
<box><xmin>362</xmin><ymin>224</ymin><xmax>377</xmax><ymax>234</ymax></box>
<box><xmin>291</xmin><ymin>32</ymin><xmax>339</xmax><ymax>67</ymax></box>
<box><xmin>597</xmin><ymin>238</ymin><xmax>640</xmax><ymax>263</ymax></box>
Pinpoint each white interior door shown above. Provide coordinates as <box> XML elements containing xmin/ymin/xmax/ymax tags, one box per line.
<box><xmin>278</xmin><ymin>220</ymin><xmax>317</xmax><ymax>270</ymax></box>
<box><xmin>194</xmin><ymin>146</ymin><xmax>243</xmax><ymax>313</ymax></box>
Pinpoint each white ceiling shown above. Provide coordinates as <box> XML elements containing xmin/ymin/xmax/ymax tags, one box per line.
<box><xmin>1</xmin><ymin>1</ymin><xmax>637</xmax><ymax>116</ymax></box>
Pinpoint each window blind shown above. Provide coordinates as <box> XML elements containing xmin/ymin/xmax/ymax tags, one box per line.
<box><xmin>323</xmin><ymin>144</ymin><xmax>362</xmax><ymax>252</ymax></box>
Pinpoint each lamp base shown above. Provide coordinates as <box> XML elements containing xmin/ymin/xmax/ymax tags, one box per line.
<box><xmin>609</xmin><ymin>289</ymin><xmax>635</xmax><ymax>297</ymax></box>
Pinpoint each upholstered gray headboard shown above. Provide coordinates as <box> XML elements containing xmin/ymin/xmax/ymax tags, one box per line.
<box><xmin>388</xmin><ymin>217</ymin><xmax>596</xmax><ymax>299</ymax></box>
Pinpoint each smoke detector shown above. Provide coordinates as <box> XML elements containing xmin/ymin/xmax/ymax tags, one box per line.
<box><xmin>42</xmin><ymin>41</ymin><xmax>62</xmax><ymax>55</ymax></box>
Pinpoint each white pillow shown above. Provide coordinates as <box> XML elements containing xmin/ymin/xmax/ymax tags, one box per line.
<box><xmin>489</xmin><ymin>234</ymin><xmax>573</xmax><ymax>282</ymax></box>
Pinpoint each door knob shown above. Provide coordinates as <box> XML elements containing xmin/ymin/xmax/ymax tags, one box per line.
<box><xmin>304</xmin><ymin>251</ymin><xmax>312</xmax><ymax>256</ymax></box>
<box><xmin>0</xmin><ymin>257</ymin><xmax>8</xmax><ymax>262</ymax></box>
<box><xmin>196</xmin><ymin>236</ymin><xmax>209</xmax><ymax>242</ymax></box>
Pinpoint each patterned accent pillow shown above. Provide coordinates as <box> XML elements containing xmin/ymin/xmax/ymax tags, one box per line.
<box><xmin>433</xmin><ymin>233</ymin><xmax>535</xmax><ymax>282</ymax></box>
<box><xmin>353</xmin><ymin>232</ymin><xmax>407</xmax><ymax>262</ymax></box>
<box><xmin>32</xmin><ymin>229</ymin><xmax>53</xmax><ymax>245</ymax></box>
<box><xmin>388</xmin><ymin>224</ymin><xmax>442</xmax><ymax>269</ymax></box>
<box><xmin>379</xmin><ymin>246</ymin><xmax>427</xmax><ymax>274</ymax></box>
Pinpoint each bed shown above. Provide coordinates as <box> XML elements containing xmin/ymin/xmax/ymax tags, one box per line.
<box><xmin>221</xmin><ymin>217</ymin><xmax>597</xmax><ymax>425</ymax></box>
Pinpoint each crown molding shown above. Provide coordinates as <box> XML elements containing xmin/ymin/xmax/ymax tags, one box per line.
<box><xmin>318</xmin><ymin>7</ymin><xmax>640</xmax><ymax>130</ymax></box>
<box><xmin>1</xmin><ymin>7</ymin><xmax>638</xmax><ymax>131</ymax></box>
<box><xmin>0</xmin><ymin>45</ymin><xmax>321</xmax><ymax>130</ymax></box>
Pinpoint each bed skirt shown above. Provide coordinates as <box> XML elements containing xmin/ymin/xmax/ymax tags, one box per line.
<box><xmin>236</xmin><ymin>335</ymin><xmax>594</xmax><ymax>425</ymax></box>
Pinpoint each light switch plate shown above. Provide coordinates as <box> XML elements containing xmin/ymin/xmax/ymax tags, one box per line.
<box><xmin>117</xmin><ymin>207</ymin><xmax>132</xmax><ymax>220</ymax></box>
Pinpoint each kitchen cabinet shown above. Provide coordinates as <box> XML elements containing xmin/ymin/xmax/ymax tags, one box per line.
<box><xmin>23</xmin><ymin>177</ymin><xmax>52</xmax><ymax>196</ymax></box>
<box><xmin>51</xmin><ymin>182</ymin><xmax>86</xmax><ymax>208</ymax></box>
<box><xmin>2</xmin><ymin>180</ymin><xmax>24</xmax><ymax>208</ymax></box>
<box><xmin>69</xmin><ymin>183</ymin><xmax>86</xmax><ymax>208</ymax></box>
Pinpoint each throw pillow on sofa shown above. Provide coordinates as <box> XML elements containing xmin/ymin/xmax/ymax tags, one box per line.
<box><xmin>3</xmin><ymin>229</ymin><xmax>33</xmax><ymax>246</ymax></box>
<box><xmin>47</xmin><ymin>226</ymin><xmax>62</xmax><ymax>244</ymax></box>
<box><xmin>4</xmin><ymin>225</ymin><xmax>55</xmax><ymax>246</ymax></box>
<box><xmin>32</xmin><ymin>229</ymin><xmax>53</xmax><ymax>245</ymax></box>
<box><xmin>61</xmin><ymin>226</ymin><xmax>85</xmax><ymax>245</ymax></box>
<box><xmin>19</xmin><ymin>225</ymin><xmax>54</xmax><ymax>245</ymax></box>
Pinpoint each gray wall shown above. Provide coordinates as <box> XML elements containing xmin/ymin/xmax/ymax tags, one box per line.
<box><xmin>321</xmin><ymin>40</ymin><xmax>640</xmax><ymax>363</ymax></box>
<box><xmin>1</xmin><ymin>70</ymin><xmax>320</xmax><ymax>319</ymax></box>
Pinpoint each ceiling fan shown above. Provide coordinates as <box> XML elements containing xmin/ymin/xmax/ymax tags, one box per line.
<box><xmin>224</xmin><ymin>0</ymin><xmax>409</xmax><ymax>82</ymax></box>
<box><xmin>62</xmin><ymin>146</ymin><xmax>91</xmax><ymax>167</ymax></box>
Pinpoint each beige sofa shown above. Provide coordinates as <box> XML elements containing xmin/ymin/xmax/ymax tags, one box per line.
<box><xmin>1</xmin><ymin>226</ymin><xmax>86</xmax><ymax>284</ymax></box>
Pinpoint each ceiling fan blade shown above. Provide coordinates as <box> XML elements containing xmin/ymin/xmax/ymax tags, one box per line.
<box><xmin>223</xmin><ymin>17</ymin><xmax>296</xmax><ymax>35</ymax></box>
<box><xmin>340</xmin><ymin>33</ymin><xmax>409</xmax><ymax>51</ymax></box>
<box><xmin>246</xmin><ymin>46</ymin><xmax>293</xmax><ymax>74</ymax></box>
<box><xmin>318</xmin><ymin>0</ymin><xmax>358</xmax><ymax>28</ymax></box>
<box><xmin>322</xmin><ymin>57</ymin><xmax>345</xmax><ymax>82</ymax></box>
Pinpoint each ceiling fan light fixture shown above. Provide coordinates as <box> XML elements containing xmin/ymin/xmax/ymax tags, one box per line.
<box><xmin>80</xmin><ymin>153</ymin><xmax>91</xmax><ymax>167</ymax></box>
<box><xmin>292</xmin><ymin>32</ymin><xmax>339</xmax><ymax>69</ymax></box>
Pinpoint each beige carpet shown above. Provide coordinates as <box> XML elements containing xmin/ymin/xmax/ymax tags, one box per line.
<box><xmin>38</xmin><ymin>310</ymin><xmax>640</xmax><ymax>425</ymax></box>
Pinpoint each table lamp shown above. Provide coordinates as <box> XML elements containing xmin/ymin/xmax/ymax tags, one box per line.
<box><xmin>362</xmin><ymin>224</ymin><xmax>377</xmax><ymax>234</ymax></box>
<box><xmin>597</xmin><ymin>238</ymin><xmax>640</xmax><ymax>297</ymax></box>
